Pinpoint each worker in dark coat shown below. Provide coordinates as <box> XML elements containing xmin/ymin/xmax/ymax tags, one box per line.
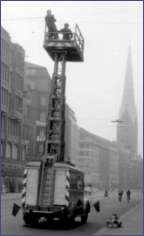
<box><xmin>59</xmin><ymin>23</ymin><xmax>73</xmax><ymax>40</ymax></box>
<box><xmin>118</xmin><ymin>190</ymin><xmax>123</xmax><ymax>202</ymax></box>
<box><xmin>45</xmin><ymin>10</ymin><xmax>58</xmax><ymax>39</ymax></box>
<box><xmin>126</xmin><ymin>189</ymin><xmax>131</xmax><ymax>202</ymax></box>
<box><xmin>104</xmin><ymin>189</ymin><xmax>108</xmax><ymax>198</ymax></box>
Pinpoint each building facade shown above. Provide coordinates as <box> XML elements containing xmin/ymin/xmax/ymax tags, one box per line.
<box><xmin>1</xmin><ymin>27</ymin><xmax>25</xmax><ymax>192</ymax></box>
<box><xmin>76</xmin><ymin>128</ymin><xmax>119</xmax><ymax>189</ymax></box>
<box><xmin>23</xmin><ymin>62</ymin><xmax>51</xmax><ymax>160</ymax></box>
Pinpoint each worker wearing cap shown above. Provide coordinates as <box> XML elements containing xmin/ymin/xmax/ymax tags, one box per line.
<box><xmin>45</xmin><ymin>10</ymin><xmax>58</xmax><ymax>39</ymax></box>
<box><xmin>59</xmin><ymin>23</ymin><xmax>73</xmax><ymax>40</ymax></box>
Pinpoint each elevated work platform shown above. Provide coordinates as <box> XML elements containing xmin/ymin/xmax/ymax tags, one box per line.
<box><xmin>43</xmin><ymin>24</ymin><xmax>84</xmax><ymax>62</ymax></box>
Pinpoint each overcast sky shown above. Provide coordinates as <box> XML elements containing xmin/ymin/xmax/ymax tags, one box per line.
<box><xmin>1</xmin><ymin>1</ymin><xmax>143</xmax><ymax>155</ymax></box>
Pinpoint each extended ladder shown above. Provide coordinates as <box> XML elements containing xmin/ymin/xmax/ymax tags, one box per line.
<box><xmin>38</xmin><ymin>53</ymin><xmax>67</xmax><ymax>206</ymax></box>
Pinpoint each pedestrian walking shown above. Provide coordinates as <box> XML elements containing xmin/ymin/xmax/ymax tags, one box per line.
<box><xmin>93</xmin><ymin>200</ymin><xmax>100</xmax><ymax>212</ymax></box>
<box><xmin>126</xmin><ymin>189</ymin><xmax>131</xmax><ymax>202</ymax></box>
<box><xmin>104</xmin><ymin>189</ymin><xmax>108</xmax><ymax>198</ymax></box>
<box><xmin>118</xmin><ymin>190</ymin><xmax>123</xmax><ymax>202</ymax></box>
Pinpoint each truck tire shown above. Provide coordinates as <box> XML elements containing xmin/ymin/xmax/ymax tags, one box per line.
<box><xmin>23</xmin><ymin>214</ymin><xmax>31</xmax><ymax>225</ymax></box>
<box><xmin>61</xmin><ymin>215</ymin><xmax>74</xmax><ymax>227</ymax></box>
<box><xmin>23</xmin><ymin>213</ymin><xmax>38</xmax><ymax>226</ymax></box>
<box><xmin>81</xmin><ymin>214</ymin><xmax>88</xmax><ymax>224</ymax></box>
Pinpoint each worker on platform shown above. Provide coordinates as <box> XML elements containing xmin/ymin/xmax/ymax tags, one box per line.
<box><xmin>59</xmin><ymin>23</ymin><xmax>73</xmax><ymax>40</ymax></box>
<box><xmin>45</xmin><ymin>10</ymin><xmax>58</xmax><ymax>39</ymax></box>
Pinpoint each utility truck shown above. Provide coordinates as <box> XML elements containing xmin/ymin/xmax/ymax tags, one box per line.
<box><xmin>21</xmin><ymin>11</ymin><xmax>90</xmax><ymax>226</ymax></box>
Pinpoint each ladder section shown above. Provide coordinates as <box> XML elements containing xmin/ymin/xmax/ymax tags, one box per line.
<box><xmin>45</xmin><ymin>53</ymin><xmax>66</xmax><ymax>161</ymax></box>
<box><xmin>39</xmin><ymin>53</ymin><xmax>66</xmax><ymax>206</ymax></box>
<box><xmin>40</xmin><ymin>165</ymin><xmax>55</xmax><ymax>206</ymax></box>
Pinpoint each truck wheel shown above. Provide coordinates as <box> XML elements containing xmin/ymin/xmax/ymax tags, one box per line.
<box><xmin>23</xmin><ymin>214</ymin><xmax>38</xmax><ymax>226</ymax></box>
<box><xmin>62</xmin><ymin>216</ymin><xmax>74</xmax><ymax>227</ymax></box>
<box><xmin>66</xmin><ymin>216</ymin><xmax>74</xmax><ymax>225</ymax></box>
<box><xmin>81</xmin><ymin>214</ymin><xmax>88</xmax><ymax>224</ymax></box>
<box><xmin>23</xmin><ymin>214</ymin><xmax>31</xmax><ymax>225</ymax></box>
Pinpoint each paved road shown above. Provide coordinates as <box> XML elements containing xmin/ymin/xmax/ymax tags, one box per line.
<box><xmin>95</xmin><ymin>201</ymin><xmax>143</xmax><ymax>235</ymax></box>
<box><xmin>1</xmin><ymin>191</ymin><xmax>142</xmax><ymax>235</ymax></box>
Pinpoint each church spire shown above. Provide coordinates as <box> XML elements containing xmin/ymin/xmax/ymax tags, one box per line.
<box><xmin>119</xmin><ymin>45</ymin><xmax>137</xmax><ymax>123</ymax></box>
<box><xmin>117</xmin><ymin>45</ymin><xmax>137</xmax><ymax>158</ymax></box>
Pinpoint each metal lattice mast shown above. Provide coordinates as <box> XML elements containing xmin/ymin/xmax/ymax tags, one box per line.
<box><xmin>44</xmin><ymin>53</ymin><xmax>66</xmax><ymax>162</ymax></box>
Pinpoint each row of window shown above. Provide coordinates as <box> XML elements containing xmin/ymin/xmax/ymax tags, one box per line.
<box><xmin>1</xmin><ymin>142</ymin><xmax>18</xmax><ymax>160</ymax></box>
<box><xmin>11</xmin><ymin>47</ymin><xmax>24</xmax><ymax>74</ymax></box>
<box><xmin>1</xmin><ymin>63</ymin><xmax>10</xmax><ymax>83</ymax></box>
<box><xmin>79</xmin><ymin>150</ymin><xmax>99</xmax><ymax>157</ymax></box>
<box><xmin>23</xmin><ymin>125</ymin><xmax>32</xmax><ymax>140</ymax></box>
<box><xmin>8</xmin><ymin>119</ymin><xmax>20</xmax><ymax>137</ymax></box>
<box><xmin>79</xmin><ymin>142</ymin><xmax>100</xmax><ymax>150</ymax></box>
<box><xmin>9</xmin><ymin>95</ymin><xmax>23</xmax><ymax>113</ymax></box>
<box><xmin>1</xmin><ymin>87</ymin><xmax>9</xmax><ymax>107</ymax></box>
<box><xmin>1</xmin><ymin>39</ymin><xmax>11</xmax><ymax>64</ymax></box>
<box><xmin>1</xmin><ymin>65</ymin><xmax>24</xmax><ymax>93</ymax></box>
<box><xmin>1</xmin><ymin>117</ymin><xmax>20</xmax><ymax>138</ymax></box>
<box><xmin>11</xmin><ymin>71</ymin><xmax>23</xmax><ymax>91</ymax></box>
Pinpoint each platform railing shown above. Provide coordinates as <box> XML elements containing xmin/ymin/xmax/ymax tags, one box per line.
<box><xmin>44</xmin><ymin>24</ymin><xmax>84</xmax><ymax>54</ymax></box>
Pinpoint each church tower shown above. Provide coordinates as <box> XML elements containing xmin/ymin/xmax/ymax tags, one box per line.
<box><xmin>117</xmin><ymin>46</ymin><xmax>137</xmax><ymax>159</ymax></box>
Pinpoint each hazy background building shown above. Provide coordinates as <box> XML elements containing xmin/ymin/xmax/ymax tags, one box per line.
<box><xmin>76</xmin><ymin>128</ymin><xmax>119</xmax><ymax>189</ymax></box>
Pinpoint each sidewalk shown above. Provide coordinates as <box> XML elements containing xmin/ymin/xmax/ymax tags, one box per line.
<box><xmin>94</xmin><ymin>201</ymin><xmax>143</xmax><ymax>235</ymax></box>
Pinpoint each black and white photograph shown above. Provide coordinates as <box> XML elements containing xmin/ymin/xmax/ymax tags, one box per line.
<box><xmin>1</xmin><ymin>1</ymin><xmax>143</xmax><ymax>235</ymax></box>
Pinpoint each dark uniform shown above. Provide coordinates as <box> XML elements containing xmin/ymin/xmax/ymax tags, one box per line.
<box><xmin>59</xmin><ymin>23</ymin><xmax>73</xmax><ymax>40</ymax></box>
<box><xmin>126</xmin><ymin>189</ymin><xmax>131</xmax><ymax>202</ymax></box>
<box><xmin>118</xmin><ymin>190</ymin><xmax>123</xmax><ymax>202</ymax></box>
<box><xmin>45</xmin><ymin>10</ymin><xmax>58</xmax><ymax>39</ymax></box>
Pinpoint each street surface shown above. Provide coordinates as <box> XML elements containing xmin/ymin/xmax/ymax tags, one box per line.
<box><xmin>1</xmin><ymin>191</ymin><xmax>142</xmax><ymax>235</ymax></box>
<box><xmin>95</xmin><ymin>201</ymin><xmax>143</xmax><ymax>235</ymax></box>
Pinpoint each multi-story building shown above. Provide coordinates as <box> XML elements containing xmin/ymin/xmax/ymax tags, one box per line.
<box><xmin>10</xmin><ymin>43</ymin><xmax>25</xmax><ymax>160</ymax></box>
<box><xmin>23</xmin><ymin>62</ymin><xmax>51</xmax><ymax>160</ymax></box>
<box><xmin>1</xmin><ymin>27</ymin><xmax>11</xmax><ymax>163</ymax></box>
<box><xmin>77</xmin><ymin>128</ymin><xmax>119</xmax><ymax>189</ymax></box>
<box><xmin>1</xmin><ymin>27</ymin><xmax>25</xmax><ymax>192</ymax></box>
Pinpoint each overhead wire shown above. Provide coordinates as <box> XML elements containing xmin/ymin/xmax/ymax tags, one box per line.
<box><xmin>1</xmin><ymin>16</ymin><xmax>140</xmax><ymax>25</ymax></box>
<box><xmin>1</xmin><ymin>16</ymin><xmax>44</xmax><ymax>21</ymax></box>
